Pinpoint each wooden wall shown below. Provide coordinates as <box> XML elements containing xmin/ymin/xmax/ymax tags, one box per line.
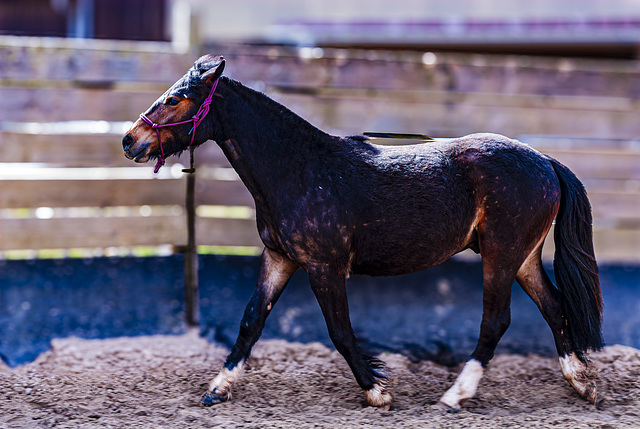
<box><xmin>1</xmin><ymin>38</ymin><xmax>638</xmax><ymax>262</ymax></box>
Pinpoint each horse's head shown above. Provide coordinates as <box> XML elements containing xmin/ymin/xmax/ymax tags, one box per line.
<box><xmin>122</xmin><ymin>55</ymin><xmax>225</xmax><ymax>167</ymax></box>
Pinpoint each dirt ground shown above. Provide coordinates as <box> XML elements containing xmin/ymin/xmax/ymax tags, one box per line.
<box><xmin>0</xmin><ymin>331</ymin><xmax>638</xmax><ymax>428</ymax></box>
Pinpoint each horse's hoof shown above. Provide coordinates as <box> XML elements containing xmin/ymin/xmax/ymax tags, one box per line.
<box><xmin>559</xmin><ymin>353</ymin><xmax>598</xmax><ymax>404</ymax></box>
<box><xmin>583</xmin><ymin>381</ymin><xmax>597</xmax><ymax>405</ymax></box>
<box><xmin>364</xmin><ymin>380</ymin><xmax>393</xmax><ymax>409</ymax></box>
<box><xmin>439</xmin><ymin>400</ymin><xmax>461</xmax><ymax>413</ymax></box>
<box><xmin>200</xmin><ymin>390</ymin><xmax>229</xmax><ymax>406</ymax></box>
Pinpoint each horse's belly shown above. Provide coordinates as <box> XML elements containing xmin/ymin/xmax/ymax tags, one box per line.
<box><xmin>351</xmin><ymin>256</ymin><xmax>446</xmax><ymax>277</ymax></box>
<box><xmin>350</xmin><ymin>227</ymin><xmax>469</xmax><ymax>277</ymax></box>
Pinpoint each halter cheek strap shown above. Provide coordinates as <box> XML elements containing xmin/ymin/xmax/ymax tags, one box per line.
<box><xmin>139</xmin><ymin>78</ymin><xmax>219</xmax><ymax>173</ymax></box>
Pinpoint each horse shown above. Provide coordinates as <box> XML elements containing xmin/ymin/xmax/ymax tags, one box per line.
<box><xmin>122</xmin><ymin>54</ymin><xmax>603</xmax><ymax>411</ymax></box>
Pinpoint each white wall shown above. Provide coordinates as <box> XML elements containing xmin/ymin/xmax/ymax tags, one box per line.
<box><xmin>170</xmin><ymin>0</ymin><xmax>640</xmax><ymax>44</ymax></box>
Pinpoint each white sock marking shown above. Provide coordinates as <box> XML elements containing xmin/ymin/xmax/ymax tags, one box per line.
<box><xmin>440</xmin><ymin>359</ymin><xmax>484</xmax><ymax>410</ymax></box>
<box><xmin>559</xmin><ymin>353</ymin><xmax>597</xmax><ymax>402</ymax></box>
<box><xmin>208</xmin><ymin>360</ymin><xmax>245</xmax><ymax>397</ymax></box>
<box><xmin>365</xmin><ymin>381</ymin><xmax>393</xmax><ymax>408</ymax></box>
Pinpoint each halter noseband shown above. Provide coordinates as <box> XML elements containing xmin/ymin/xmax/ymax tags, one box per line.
<box><xmin>140</xmin><ymin>77</ymin><xmax>219</xmax><ymax>173</ymax></box>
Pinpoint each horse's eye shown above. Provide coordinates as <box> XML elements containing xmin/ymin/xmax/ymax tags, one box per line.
<box><xmin>166</xmin><ymin>97</ymin><xmax>180</xmax><ymax>106</ymax></box>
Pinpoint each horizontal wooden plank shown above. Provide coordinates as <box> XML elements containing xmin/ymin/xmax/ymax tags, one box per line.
<box><xmin>4</xmin><ymin>40</ymin><xmax>640</xmax><ymax>99</ymax></box>
<box><xmin>524</xmin><ymin>136</ymin><xmax>640</xmax><ymax>154</ymax></box>
<box><xmin>4</xmin><ymin>83</ymin><xmax>640</xmax><ymax>138</ymax></box>
<box><xmin>0</xmin><ymin>178</ymin><xmax>253</xmax><ymax>208</ymax></box>
<box><xmin>273</xmin><ymin>92</ymin><xmax>640</xmax><ymax>143</ymax></box>
<box><xmin>0</xmin><ymin>215</ymin><xmax>184</xmax><ymax>250</ymax></box>
<box><xmin>2</xmin><ymin>132</ymin><xmax>638</xmax><ymax>183</ymax></box>
<box><xmin>589</xmin><ymin>191</ymin><xmax>640</xmax><ymax>221</ymax></box>
<box><xmin>0</xmin><ymin>216</ymin><xmax>261</xmax><ymax>251</ymax></box>
<box><xmin>0</xmin><ymin>132</ymin><xmax>231</xmax><ymax>167</ymax></box>
<box><xmin>1</xmin><ymin>173</ymin><xmax>636</xmax><ymax>239</ymax></box>
<box><xmin>279</xmin><ymin>86</ymin><xmax>638</xmax><ymax>113</ymax></box>
<box><xmin>195</xmin><ymin>179</ymin><xmax>254</xmax><ymax>207</ymax></box>
<box><xmin>3</xmin><ymin>179</ymin><xmax>634</xmax><ymax>226</ymax></box>
<box><xmin>541</xmin><ymin>226</ymin><xmax>640</xmax><ymax>263</ymax></box>
<box><xmin>222</xmin><ymin>46</ymin><xmax>640</xmax><ymax>99</ymax></box>
<box><xmin>0</xmin><ymin>39</ymin><xmax>193</xmax><ymax>83</ymax></box>
<box><xmin>533</xmin><ymin>150</ymin><xmax>640</xmax><ymax>180</ymax></box>
<box><xmin>582</xmin><ymin>178</ymin><xmax>640</xmax><ymax>193</ymax></box>
<box><xmin>0</xmin><ymin>133</ymin><xmax>132</xmax><ymax>166</ymax></box>
<box><xmin>0</xmin><ymin>214</ymin><xmax>635</xmax><ymax>261</ymax></box>
<box><xmin>197</xmin><ymin>217</ymin><xmax>262</xmax><ymax>248</ymax></box>
<box><xmin>0</xmin><ymin>87</ymin><xmax>160</xmax><ymax>122</ymax></box>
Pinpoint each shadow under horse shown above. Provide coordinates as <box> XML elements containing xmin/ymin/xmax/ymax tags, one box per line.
<box><xmin>122</xmin><ymin>55</ymin><xmax>603</xmax><ymax>411</ymax></box>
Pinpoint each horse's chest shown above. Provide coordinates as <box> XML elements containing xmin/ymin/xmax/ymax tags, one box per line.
<box><xmin>256</xmin><ymin>202</ymin><xmax>352</xmax><ymax>265</ymax></box>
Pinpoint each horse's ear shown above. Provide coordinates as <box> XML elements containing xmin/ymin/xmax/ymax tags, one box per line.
<box><xmin>201</xmin><ymin>55</ymin><xmax>225</xmax><ymax>87</ymax></box>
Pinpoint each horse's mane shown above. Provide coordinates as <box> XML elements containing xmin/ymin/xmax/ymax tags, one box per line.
<box><xmin>183</xmin><ymin>57</ymin><xmax>327</xmax><ymax>139</ymax></box>
<box><xmin>226</xmin><ymin>78</ymin><xmax>333</xmax><ymax>141</ymax></box>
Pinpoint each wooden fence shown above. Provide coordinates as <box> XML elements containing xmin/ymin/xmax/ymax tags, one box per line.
<box><xmin>1</xmin><ymin>38</ymin><xmax>639</xmax><ymax>263</ymax></box>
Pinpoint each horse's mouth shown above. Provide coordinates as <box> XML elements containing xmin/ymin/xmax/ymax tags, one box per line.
<box><xmin>124</xmin><ymin>144</ymin><xmax>152</xmax><ymax>163</ymax></box>
<box><xmin>133</xmin><ymin>153</ymin><xmax>151</xmax><ymax>163</ymax></box>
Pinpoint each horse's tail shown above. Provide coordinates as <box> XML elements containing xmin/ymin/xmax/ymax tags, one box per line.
<box><xmin>548</xmin><ymin>157</ymin><xmax>604</xmax><ymax>353</ymax></box>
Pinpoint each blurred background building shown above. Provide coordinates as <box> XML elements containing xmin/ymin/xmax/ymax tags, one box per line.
<box><xmin>2</xmin><ymin>0</ymin><xmax>640</xmax><ymax>58</ymax></box>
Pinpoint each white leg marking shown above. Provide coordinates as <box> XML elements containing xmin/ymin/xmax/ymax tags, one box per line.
<box><xmin>559</xmin><ymin>353</ymin><xmax>598</xmax><ymax>403</ymax></box>
<box><xmin>364</xmin><ymin>381</ymin><xmax>393</xmax><ymax>410</ymax></box>
<box><xmin>208</xmin><ymin>360</ymin><xmax>245</xmax><ymax>400</ymax></box>
<box><xmin>440</xmin><ymin>359</ymin><xmax>484</xmax><ymax>411</ymax></box>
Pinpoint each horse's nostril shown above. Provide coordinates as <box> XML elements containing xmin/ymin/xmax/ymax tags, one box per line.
<box><xmin>122</xmin><ymin>134</ymin><xmax>134</xmax><ymax>150</ymax></box>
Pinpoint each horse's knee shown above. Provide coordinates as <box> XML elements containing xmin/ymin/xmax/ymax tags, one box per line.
<box><xmin>492</xmin><ymin>311</ymin><xmax>511</xmax><ymax>336</ymax></box>
<box><xmin>478</xmin><ymin>310</ymin><xmax>511</xmax><ymax>342</ymax></box>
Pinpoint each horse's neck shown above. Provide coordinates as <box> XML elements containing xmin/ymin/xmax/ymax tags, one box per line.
<box><xmin>211</xmin><ymin>79</ymin><xmax>333</xmax><ymax>199</ymax></box>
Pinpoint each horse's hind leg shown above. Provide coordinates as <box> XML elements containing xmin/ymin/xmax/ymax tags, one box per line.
<box><xmin>440</xmin><ymin>258</ymin><xmax>517</xmax><ymax>412</ymax></box>
<box><xmin>201</xmin><ymin>248</ymin><xmax>299</xmax><ymax>406</ymax></box>
<box><xmin>516</xmin><ymin>246</ymin><xmax>598</xmax><ymax>403</ymax></box>
<box><xmin>307</xmin><ymin>263</ymin><xmax>392</xmax><ymax>409</ymax></box>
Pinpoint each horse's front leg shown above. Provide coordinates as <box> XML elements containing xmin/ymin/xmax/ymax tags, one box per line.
<box><xmin>201</xmin><ymin>248</ymin><xmax>299</xmax><ymax>406</ymax></box>
<box><xmin>307</xmin><ymin>263</ymin><xmax>392</xmax><ymax>409</ymax></box>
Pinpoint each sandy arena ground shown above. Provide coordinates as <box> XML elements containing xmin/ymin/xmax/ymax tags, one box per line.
<box><xmin>1</xmin><ymin>331</ymin><xmax>638</xmax><ymax>428</ymax></box>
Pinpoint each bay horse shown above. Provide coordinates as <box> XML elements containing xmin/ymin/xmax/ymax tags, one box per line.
<box><xmin>122</xmin><ymin>55</ymin><xmax>603</xmax><ymax>411</ymax></box>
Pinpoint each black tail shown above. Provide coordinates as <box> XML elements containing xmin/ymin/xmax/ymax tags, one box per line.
<box><xmin>549</xmin><ymin>157</ymin><xmax>604</xmax><ymax>353</ymax></box>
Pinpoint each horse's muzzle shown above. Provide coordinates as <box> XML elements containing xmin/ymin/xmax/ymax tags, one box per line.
<box><xmin>122</xmin><ymin>134</ymin><xmax>134</xmax><ymax>152</ymax></box>
<box><xmin>122</xmin><ymin>134</ymin><xmax>151</xmax><ymax>163</ymax></box>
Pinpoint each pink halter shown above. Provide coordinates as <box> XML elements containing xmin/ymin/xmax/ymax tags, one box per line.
<box><xmin>140</xmin><ymin>78</ymin><xmax>219</xmax><ymax>173</ymax></box>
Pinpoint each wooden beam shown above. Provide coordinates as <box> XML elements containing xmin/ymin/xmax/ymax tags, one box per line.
<box><xmin>0</xmin><ymin>216</ymin><xmax>261</xmax><ymax>251</ymax></box>
<box><xmin>0</xmin><ymin>178</ymin><xmax>253</xmax><ymax>208</ymax></box>
<box><xmin>0</xmin><ymin>133</ymin><xmax>231</xmax><ymax>167</ymax></box>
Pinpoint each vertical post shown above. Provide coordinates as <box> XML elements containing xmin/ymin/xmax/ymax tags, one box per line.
<box><xmin>183</xmin><ymin>148</ymin><xmax>199</xmax><ymax>326</ymax></box>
